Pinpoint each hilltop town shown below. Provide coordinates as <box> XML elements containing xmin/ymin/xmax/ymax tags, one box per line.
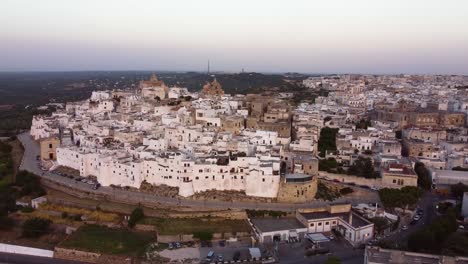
<box><xmin>4</xmin><ymin>73</ymin><xmax>467</xmax><ymax>263</ymax></box>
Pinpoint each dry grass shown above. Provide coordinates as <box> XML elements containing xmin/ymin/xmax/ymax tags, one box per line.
<box><xmin>39</xmin><ymin>202</ymin><xmax>121</xmax><ymax>223</ymax></box>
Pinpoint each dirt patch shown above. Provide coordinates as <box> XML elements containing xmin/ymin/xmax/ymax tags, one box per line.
<box><xmin>0</xmin><ymin>227</ymin><xmax>66</xmax><ymax>250</ymax></box>
<box><xmin>140</xmin><ymin>181</ymin><xmax>180</xmax><ymax>198</ymax></box>
<box><xmin>158</xmin><ymin>248</ymin><xmax>200</xmax><ymax>263</ymax></box>
<box><xmin>191</xmin><ymin>189</ymin><xmax>274</xmax><ymax>203</ymax></box>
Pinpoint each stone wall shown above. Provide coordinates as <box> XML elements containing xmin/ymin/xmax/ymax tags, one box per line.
<box><xmin>54</xmin><ymin>247</ymin><xmax>101</xmax><ymax>263</ymax></box>
<box><xmin>54</xmin><ymin>247</ymin><xmax>132</xmax><ymax>264</ymax></box>
<box><xmin>277</xmin><ymin>177</ymin><xmax>317</xmax><ymax>203</ymax></box>
<box><xmin>318</xmin><ymin>172</ymin><xmax>382</xmax><ymax>187</ymax></box>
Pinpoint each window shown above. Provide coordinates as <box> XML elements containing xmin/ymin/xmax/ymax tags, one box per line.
<box><xmin>49</xmin><ymin>143</ymin><xmax>53</xmax><ymax>148</ymax></box>
<box><xmin>332</xmin><ymin>221</ymin><xmax>336</xmax><ymax>225</ymax></box>
<box><xmin>318</xmin><ymin>223</ymin><xmax>322</xmax><ymax>226</ymax></box>
<box><xmin>310</xmin><ymin>223</ymin><xmax>314</xmax><ymax>227</ymax></box>
<box><xmin>325</xmin><ymin>221</ymin><xmax>329</xmax><ymax>225</ymax></box>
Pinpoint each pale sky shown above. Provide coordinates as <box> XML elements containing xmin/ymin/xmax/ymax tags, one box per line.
<box><xmin>1</xmin><ymin>0</ymin><xmax>468</xmax><ymax>74</ymax></box>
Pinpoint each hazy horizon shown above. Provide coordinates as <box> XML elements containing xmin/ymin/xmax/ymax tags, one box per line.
<box><xmin>2</xmin><ymin>0</ymin><xmax>468</xmax><ymax>74</ymax></box>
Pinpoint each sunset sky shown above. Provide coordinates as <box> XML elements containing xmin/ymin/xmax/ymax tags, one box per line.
<box><xmin>1</xmin><ymin>0</ymin><xmax>468</xmax><ymax>74</ymax></box>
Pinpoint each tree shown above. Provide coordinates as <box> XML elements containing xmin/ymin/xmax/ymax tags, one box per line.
<box><xmin>21</xmin><ymin>217</ymin><xmax>51</xmax><ymax>238</ymax></box>
<box><xmin>450</xmin><ymin>183</ymin><xmax>468</xmax><ymax>199</ymax></box>
<box><xmin>339</xmin><ymin>187</ymin><xmax>354</xmax><ymax>195</ymax></box>
<box><xmin>395</xmin><ymin>130</ymin><xmax>402</xmax><ymax>139</ymax></box>
<box><xmin>370</xmin><ymin>217</ymin><xmax>389</xmax><ymax>235</ymax></box>
<box><xmin>193</xmin><ymin>231</ymin><xmax>213</xmax><ymax>241</ymax></box>
<box><xmin>318</xmin><ymin>158</ymin><xmax>338</xmax><ymax>172</ymax></box>
<box><xmin>378</xmin><ymin>186</ymin><xmax>422</xmax><ymax>209</ymax></box>
<box><xmin>318</xmin><ymin>127</ymin><xmax>339</xmax><ymax>157</ymax></box>
<box><xmin>355</xmin><ymin>119</ymin><xmax>372</xmax><ymax>129</ymax></box>
<box><xmin>325</xmin><ymin>256</ymin><xmax>341</xmax><ymax>264</ymax></box>
<box><xmin>0</xmin><ymin>216</ymin><xmax>14</xmax><ymax>230</ymax></box>
<box><xmin>348</xmin><ymin>157</ymin><xmax>376</xmax><ymax>178</ymax></box>
<box><xmin>414</xmin><ymin>162</ymin><xmax>432</xmax><ymax>190</ymax></box>
<box><xmin>128</xmin><ymin>207</ymin><xmax>144</xmax><ymax>228</ymax></box>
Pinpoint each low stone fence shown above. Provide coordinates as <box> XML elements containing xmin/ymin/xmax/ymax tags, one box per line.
<box><xmin>54</xmin><ymin>247</ymin><xmax>100</xmax><ymax>263</ymax></box>
<box><xmin>54</xmin><ymin>247</ymin><xmax>132</xmax><ymax>264</ymax></box>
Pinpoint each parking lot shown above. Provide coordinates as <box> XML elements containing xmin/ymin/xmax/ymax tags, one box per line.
<box><xmin>270</xmin><ymin>233</ymin><xmax>364</xmax><ymax>264</ymax></box>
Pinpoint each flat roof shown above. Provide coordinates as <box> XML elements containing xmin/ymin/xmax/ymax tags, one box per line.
<box><xmin>306</xmin><ymin>233</ymin><xmax>330</xmax><ymax>243</ymax></box>
<box><xmin>300</xmin><ymin>211</ymin><xmax>372</xmax><ymax>228</ymax></box>
<box><xmin>251</xmin><ymin>218</ymin><xmax>306</xmax><ymax>233</ymax></box>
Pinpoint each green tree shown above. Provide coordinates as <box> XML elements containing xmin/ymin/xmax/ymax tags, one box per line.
<box><xmin>348</xmin><ymin>157</ymin><xmax>376</xmax><ymax>178</ymax></box>
<box><xmin>370</xmin><ymin>217</ymin><xmax>389</xmax><ymax>235</ymax></box>
<box><xmin>414</xmin><ymin>162</ymin><xmax>432</xmax><ymax>190</ymax></box>
<box><xmin>318</xmin><ymin>127</ymin><xmax>339</xmax><ymax>157</ymax></box>
<box><xmin>451</xmin><ymin>183</ymin><xmax>468</xmax><ymax>199</ymax></box>
<box><xmin>355</xmin><ymin>119</ymin><xmax>372</xmax><ymax>129</ymax></box>
<box><xmin>378</xmin><ymin>186</ymin><xmax>422</xmax><ymax>208</ymax></box>
<box><xmin>21</xmin><ymin>217</ymin><xmax>51</xmax><ymax>238</ymax></box>
<box><xmin>193</xmin><ymin>231</ymin><xmax>213</xmax><ymax>241</ymax></box>
<box><xmin>128</xmin><ymin>207</ymin><xmax>144</xmax><ymax>228</ymax></box>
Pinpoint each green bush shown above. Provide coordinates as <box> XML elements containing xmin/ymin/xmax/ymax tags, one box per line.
<box><xmin>193</xmin><ymin>231</ymin><xmax>213</xmax><ymax>241</ymax></box>
<box><xmin>339</xmin><ymin>187</ymin><xmax>354</xmax><ymax>195</ymax></box>
<box><xmin>20</xmin><ymin>206</ymin><xmax>34</xmax><ymax>213</ymax></box>
<box><xmin>379</xmin><ymin>186</ymin><xmax>423</xmax><ymax>208</ymax></box>
<box><xmin>0</xmin><ymin>216</ymin><xmax>14</xmax><ymax>230</ymax></box>
<box><xmin>21</xmin><ymin>217</ymin><xmax>51</xmax><ymax>238</ymax></box>
<box><xmin>128</xmin><ymin>207</ymin><xmax>144</xmax><ymax>228</ymax></box>
<box><xmin>315</xmin><ymin>182</ymin><xmax>341</xmax><ymax>201</ymax></box>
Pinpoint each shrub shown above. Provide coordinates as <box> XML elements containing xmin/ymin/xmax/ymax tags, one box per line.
<box><xmin>0</xmin><ymin>216</ymin><xmax>14</xmax><ymax>230</ymax></box>
<box><xmin>193</xmin><ymin>231</ymin><xmax>213</xmax><ymax>241</ymax></box>
<box><xmin>339</xmin><ymin>187</ymin><xmax>354</xmax><ymax>195</ymax></box>
<box><xmin>128</xmin><ymin>207</ymin><xmax>144</xmax><ymax>228</ymax></box>
<box><xmin>20</xmin><ymin>206</ymin><xmax>34</xmax><ymax>213</ymax></box>
<box><xmin>21</xmin><ymin>217</ymin><xmax>51</xmax><ymax>237</ymax></box>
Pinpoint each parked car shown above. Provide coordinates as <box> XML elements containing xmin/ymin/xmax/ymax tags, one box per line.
<box><xmin>205</xmin><ymin>251</ymin><xmax>214</xmax><ymax>262</ymax></box>
<box><xmin>401</xmin><ymin>225</ymin><xmax>408</xmax><ymax>231</ymax></box>
<box><xmin>168</xmin><ymin>242</ymin><xmax>174</xmax><ymax>250</ymax></box>
<box><xmin>185</xmin><ymin>241</ymin><xmax>194</xmax><ymax>247</ymax></box>
<box><xmin>333</xmin><ymin>179</ymin><xmax>340</xmax><ymax>183</ymax></box>
<box><xmin>329</xmin><ymin>235</ymin><xmax>335</xmax><ymax>240</ymax></box>
<box><xmin>413</xmin><ymin>215</ymin><xmax>420</xmax><ymax>221</ymax></box>
<box><xmin>217</xmin><ymin>254</ymin><xmax>223</xmax><ymax>262</ymax></box>
<box><xmin>370</xmin><ymin>186</ymin><xmax>380</xmax><ymax>191</ymax></box>
<box><xmin>459</xmin><ymin>225</ymin><xmax>465</xmax><ymax>230</ymax></box>
<box><xmin>81</xmin><ymin>178</ymin><xmax>88</xmax><ymax>183</ymax></box>
<box><xmin>175</xmin><ymin>242</ymin><xmax>181</xmax><ymax>248</ymax></box>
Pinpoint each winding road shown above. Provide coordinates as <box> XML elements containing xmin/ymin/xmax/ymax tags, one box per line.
<box><xmin>18</xmin><ymin>132</ymin><xmax>380</xmax><ymax>212</ymax></box>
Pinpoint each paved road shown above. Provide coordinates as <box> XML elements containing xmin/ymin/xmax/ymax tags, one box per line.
<box><xmin>379</xmin><ymin>192</ymin><xmax>439</xmax><ymax>246</ymax></box>
<box><xmin>0</xmin><ymin>252</ymin><xmax>85</xmax><ymax>264</ymax></box>
<box><xmin>18</xmin><ymin>132</ymin><xmax>380</xmax><ymax>211</ymax></box>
